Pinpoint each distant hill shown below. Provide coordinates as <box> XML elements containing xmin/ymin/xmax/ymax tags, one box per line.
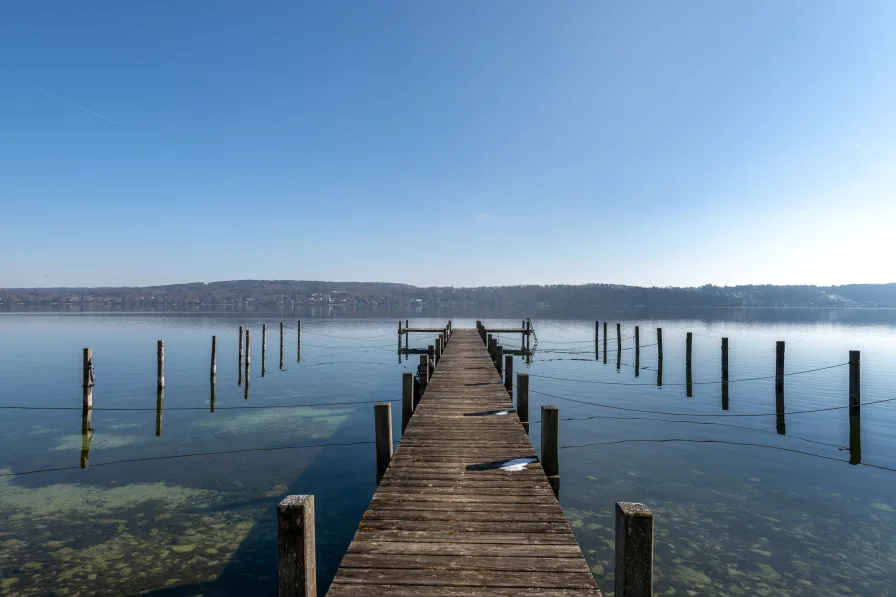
<box><xmin>2</xmin><ymin>281</ymin><xmax>895</xmax><ymax>309</ymax></box>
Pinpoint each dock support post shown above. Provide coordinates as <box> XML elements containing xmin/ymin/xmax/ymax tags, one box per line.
<box><xmin>504</xmin><ymin>354</ymin><xmax>513</xmax><ymax>393</ymax></box>
<box><xmin>435</xmin><ymin>337</ymin><xmax>442</xmax><ymax>365</ymax></box>
<box><xmin>157</xmin><ymin>340</ymin><xmax>165</xmax><ymax>391</ymax></box>
<box><xmin>721</xmin><ymin>338</ymin><xmax>729</xmax><ymax>381</ymax></box>
<box><xmin>517</xmin><ymin>373</ymin><xmax>529</xmax><ymax>432</ymax></box>
<box><xmin>238</xmin><ymin>325</ymin><xmax>243</xmax><ymax>385</ymax></box>
<box><xmin>657</xmin><ymin>328</ymin><xmax>663</xmax><ymax>361</ymax></box>
<box><xmin>616</xmin><ymin>323</ymin><xmax>622</xmax><ymax>355</ymax></box>
<box><xmin>686</xmin><ymin>332</ymin><xmax>692</xmax><ymax>368</ymax></box>
<box><xmin>374</xmin><ymin>402</ymin><xmax>393</xmax><ymax>484</ymax></box>
<box><xmin>496</xmin><ymin>345</ymin><xmax>504</xmax><ymax>375</ymax></box>
<box><xmin>82</xmin><ymin>348</ymin><xmax>94</xmax><ymax>411</ymax></box>
<box><xmin>614</xmin><ymin>502</ymin><xmax>654</xmax><ymax>597</ymax></box>
<box><xmin>776</xmin><ymin>341</ymin><xmax>785</xmax><ymax>392</ymax></box>
<box><xmin>262</xmin><ymin>324</ymin><xmax>267</xmax><ymax>377</ymax></box>
<box><xmin>428</xmin><ymin>345</ymin><xmax>435</xmax><ymax>376</ymax></box>
<box><xmin>419</xmin><ymin>355</ymin><xmax>429</xmax><ymax>391</ymax></box>
<box><xmin>541</xmin><ymin>405</ymin><xmax>559</xmax><ymax>498</ymax></box>
<box><xmin>277</xmin><ymin>495</ymin><xmax>317</xmax><ymax>597</ymax></box>
<box><xmin>402</xmin><ymin>372</ymin><xmax>414</xmax><ymax>431</ymax></box>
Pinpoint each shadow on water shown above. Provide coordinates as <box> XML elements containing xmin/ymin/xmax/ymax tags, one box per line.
<box><xmin>130</xmin><ymin>406</ymin><xmax>378</xmax><ymax>597</ymax></box>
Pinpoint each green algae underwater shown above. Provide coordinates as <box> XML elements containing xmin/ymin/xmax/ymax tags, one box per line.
<box><xmin>2</xmin><ymin>312</ymin><xmax>896</xmax><ymax>595</ymax></box>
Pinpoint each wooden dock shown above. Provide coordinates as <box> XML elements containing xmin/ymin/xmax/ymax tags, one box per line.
<box><xmin>326</xmin><ymin>328</ymin><xmax>601</xmax><ymax>596</ymax></box>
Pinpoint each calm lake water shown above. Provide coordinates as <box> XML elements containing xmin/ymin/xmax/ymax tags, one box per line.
<box><xmin>1</xmin><ymin>310</ymin><xmax>895</xmax><ymax>596</ymax></box>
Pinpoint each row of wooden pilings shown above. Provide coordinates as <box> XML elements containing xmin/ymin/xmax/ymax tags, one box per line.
<box><xmin>476</xmin><ymin>320</ymin><xmax>655</xmax><ymax>597</ymax></box>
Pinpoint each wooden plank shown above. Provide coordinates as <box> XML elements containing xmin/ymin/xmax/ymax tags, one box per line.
<box><xmin>326</xmin><ymin>329</ymin><xmax>600</xmax><ymax>595</ymax></box>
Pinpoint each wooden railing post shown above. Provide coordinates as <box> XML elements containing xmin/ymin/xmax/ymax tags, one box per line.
<box><xmin>435</xmin><ymin>337</ymin><xmax>442</xmax><ymax>365</ymax></box>
<box><xmin>496</xmin><ymin>344</ymin><xmax>504</xmax><ymax>374</ymax></box>
<box><xmin>614</xmin><ymin>502</ymin><xmax>654</xmax><ymax>597</ymax></box>
<box><xmin>277</xmin><ymin>495</ymin><xmax>317</xmax><ymax>597</ymax></box>
<box><xmin>541</xmin><ymin>405</ymin><xmax>559</xmax><ymax>497</ymax></box>
<box><xmin>374</xmin><ymin>402</ymin><xmax>393</xmax><ymax>484</ymax></box>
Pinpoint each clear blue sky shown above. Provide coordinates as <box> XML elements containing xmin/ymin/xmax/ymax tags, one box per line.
<box><xmin>2</xmin><ymin>1</ymin><xmax>894</xmax><ymax>289</ymax></box>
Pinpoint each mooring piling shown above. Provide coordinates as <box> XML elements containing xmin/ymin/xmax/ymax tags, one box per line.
<box><xmin>721</xmin><ymin>337</ymin><xmax>729</xmax><ymax>381</ymax></box>
<box><xmin>157</xmin><ymin>340</ymin><xmax>165</xmax><ymax>391</ymax></box>
<box><xmin>517</xmin><ymin>372</ymin><xmax>529</xmax><ymax>432</ymax></box>
<box><xmin>156</xmin><ymin>388</ymin><xmax>164</xmax><ymax>437</ymax></box>
<box><xmin>634</xmin><ymin>325</ymin><xmax>640</xmax><ymax>376</ymax></box>
<box><xmin>504</xmin><ymin>354</ymin><xmax>513</xmax><ymax>393</ymax></box>
<box><xmin>542</xmin><ymin>404</ymin><xmax>560</xmax><ymax>498</ymax></box>
<box><xmin>374</xmin><ymin>402</ymin><xmax>393</xmax><ymax>485</ymax></box>
<box><xmin>277</xmin><ymin>494</ymin><xmax>317</xmax><ymax>597</ymax></box>
<box><xmin>244</xmin><ymin>329</ymin><xmax>251</xmax><ymax>400</ymax></box>
<box><xmin>657</xmin><ymin>327</ymin><xmax>663</xmax><ymax>361</ymax></box>
<box><xmin>686</xmin><ymin>332</ymin><xmax>692</xmax><ymax>368</ymax></box>
<box><xmin>603</xmin><ymin>321</ymin><xmax>608</xmax><ymax>364</ymax></box>
<box><xmin>849</xmin><ymin>350</ymin><xmax>860</xmax><ymax>410</ymax></box>
<box><xmin>402</xmin><ymin>371</ymin><xmax>414</xmax><ymax>431</ymax></box>
<box><xmin>262</xmin><ymin>324</ymin><xmax>267</xmax><ymax>377</ymax></box>
<box><xmin>280</xmin><ymin>322</ymin><xmax>284</xmax><ymax>370</ymax></box>
<box><xmin>238</xmin><ymin>325</ymin><xmax>244</xmax><ymax>386</ymax></box>
<box><xmin>776</xmin><ymin>341</ymin><xmax>785</xmax><ymax>392</ymax></box>
<box><xmin>614</xmin><ymin>502</ymin><xmax>654</xmax><ymax>597</ymax></box>
<box><xmin>82</xmin><ymin>348</ymin><xmax>94</xmax><ymax>411</ymax></box>
<box><xmin>211</xmin><ymin>336</ymin><xmax>217</xmax><ymax>378</ymax></box>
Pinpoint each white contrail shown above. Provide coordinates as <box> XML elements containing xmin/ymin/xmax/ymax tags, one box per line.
<box><xmin>1</xmin><ymin>69</ymin><xmax>116</xmax><ymax>124</ymax></box>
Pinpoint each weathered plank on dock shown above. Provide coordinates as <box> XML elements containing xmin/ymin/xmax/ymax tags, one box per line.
<box><xmin>327</xmin><ymin>329</ymin><xmax>599</xmax><ymax>596</ymax></box>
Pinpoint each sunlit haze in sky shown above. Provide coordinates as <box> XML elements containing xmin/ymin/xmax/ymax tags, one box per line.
<box><xmin>2</xmin><ymin>1</ymin><xmax>895</xmax><ymax>288</ymax></box>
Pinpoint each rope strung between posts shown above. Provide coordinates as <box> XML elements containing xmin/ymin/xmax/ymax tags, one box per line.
<box><xmin>0</xmin><ymin>398</ymin><xmax>399</xmax><ymax>411</ymax></box>
<box><xmin>527</xmin><ymin>362</ymin><xmax>849</xmax><ymax>386</ymax></box>
<box><xmin>0</xmin><ymin>439</ymin><xmax>378</xmax><ymax>478</ymax></box>
<box><xmin>527</xmin><ymin>388</ymin><xmax>893</xmax><ymax>417</ymax></box>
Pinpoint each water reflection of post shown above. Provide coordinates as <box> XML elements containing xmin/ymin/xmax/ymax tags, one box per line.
<box><xmin>721</xmin><ymin>381</ymin><xmax>729</xmax><ymax>410</ymax></box>
<box><xmin>238</xmin><ymin>325</ymin><xmax>243</xmax><ymax>386</ymax></box>
<box><xmin>775</xmin><ymin>390</ymin><xmax>786</xmax><ymax>435</ymax></box>
<box><xmin>156</xmin><ymin>388</ymin><xmax>164</xmax><ymax>436</ymax></box>
<box><xmin>849</xmin><ymin>412</ymin><xmax>861</xmax><ymax>464</ymax></box>
<box><xmin>80</xmin><ymin>410</ymin><xmax>93</xmax><ymax>469</ymax></box>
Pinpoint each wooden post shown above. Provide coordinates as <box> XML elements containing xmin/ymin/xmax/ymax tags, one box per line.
<box><xmin>277</xmin><ymin>495</ymin><xmax>317</xmax><ymax>597</ymax></box>
<box><xmin>504</xmin><ymin>354</ymin><xmax>513</xmax><ymax>393</ymax></box>
<box><xmin>847</xmin><ymin>350</ymin><xmax>860</xmax><ymax>410</ymax></box>
<box><xmin>487</xmin><ymin>334</ymin><xmax>494</xmax><ymax>360</ymax></box>
<box><xmin>656</xmin><ymin>358</ymin><xmax>663</xmax><ymax>387</ymax></box>
<box><xmin>721</xmin><ymin>380</ymin><xmax>729</xmax><ymax>410</ymax></box>
<box><xmin>244</xmin><ymin>330</ymin><xmax>251</xmax><ymax>399</ymax></box>
<box><xmin>657</xmin><ymin>327</ymin><xmax>663</xmax><ymax>361</ymax></box>
<box><xmin>614</xmin><ymin>502</ymin><xmax>654</xmax><ymax>597</ymax></box>
<box><xmin>262</xmin><ymin>324</ymin><xmax>267</xmax><ymax>377</ymax></box>
<box><xmin>616</xmin><ymin>323</ymin><xmax>622</xmax><ymax>355</ymax></box>
<box><xmin>428</xmin><ymin>345</ymin><xmax>435</xmax><ymax>376</ymax></box>
<box><xmin>419</xmin><ymin>355</ymin><xmax>429</xmax><ymax>390</ymax></box>
<box><xmin>776</xmin><ymin>390</ymin><xmax>786</xmax><ymax>435</ymax></box>
<box><xmin>595</xmin><ymin>320</ymin><xmax>599</xmax><ymax>360</ymax></box>
<box><xmin>603</xmin><ymin>321</ymin><xmax>608</xmax><ymax>364</ymax></box>
<box><xmin>238</xmin><ymin>325</ymin><xmax>244</xmax><ymax>386</ymax></box>
<box><xmin>634</xmin><ymin>326</ymin><xmax>640</xmax><ymax>376</ymax></box>
<box><xmin>435</xmin><ymin>337</ymin><xmax>442</xmax><ymax>365</ymax></box>
<box><xmin>721</xmin><ymin>338</ymin><xmax>729</xmax><ymax>381</ymax></box>
<box><xmin>211</xmin><ymin>336</ymin><xmax>217</xmax><ymax>378</ymax></box>
<box><xmin>402</xmin><ymin>371</ymin><xmax>414</xmax><ymax>431</ymax></box>
<box><xmin>297</xmin><ymin>320</ymin><xmax>301</xmax><ymax>362</ymax></box>
<box><xmin>686</xmin><ymin>332</ymin><xmax>692</xmax><ymax>367</ymax></box>
<box><xmin>496</xmin><ymin>345</ymin><xmax>504</xmax><ymax>374</ymax></box>
<box><xmin>542</xmin><ymin>405</ymin><xmax>559</xmax><ymax>497</ymax></box>
<box><xmin>210</xmin><ymin>373</ymin><xmax>216</xmax><ymax>413</ymax></box>
<box><xmin>157</xmin><ymin>340</ymin><xmax>165</xmax><ymax>390</ymax></box>
<box><xmin>849</xmin><ymin>409</ymin><xmax>861</xmax><ymax>465</ymax></box>
<box><xmin>82</xmin><ymin>348</ymin><xmax>93</xmax><ymax>411</ymax></box>
<box><xmin>775</xmin><ymin>341</ymin><xmax>785</xmax><ymax>392</ymax></box>
<box><xmin>280</xmin><ymin>322</ymin><xmax>284</xmax><ymax>369</ymax></box>
<box><xmin>374</xmin><ymin>402</ymin><xmax>393</xmax><ymax>484</ymax></box>
<box><xmin>517</xmin><ymin>373</ymin><xmax>529</xmax><ymax>432</ymax></box>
